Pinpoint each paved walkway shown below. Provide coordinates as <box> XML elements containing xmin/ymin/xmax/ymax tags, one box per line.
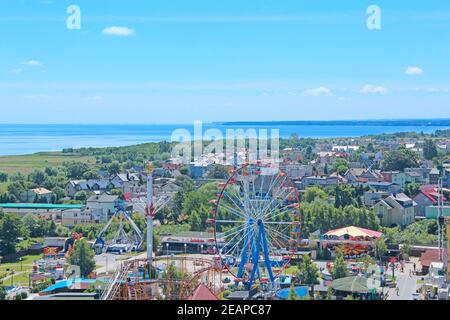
<box><xmin>386</xmin><ymin>260</ymin><xmax>421</xmax><ymax>300</ymax></box>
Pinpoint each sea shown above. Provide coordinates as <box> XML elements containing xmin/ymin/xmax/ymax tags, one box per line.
<box><xmin>0</xmin><ymin>123</ymin><xmax>449</xmax><ymax>156</ymax></box>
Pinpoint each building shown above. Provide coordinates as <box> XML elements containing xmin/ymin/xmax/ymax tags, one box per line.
<box><xmin>345</xmin><ymin>168</ymin><xmax>383</xmax><ymax>184</ymax></box>
<box><xmin>392</xmin><ymin>171</ymin><xmax>423</xmax><ymax>188</ymax></box>
<box><xmin>280</xmin><ymin>164</ymin><xmax>313</xmax><ymax>180</ymax></box>
<box><xmin>66</xmin><ymin>179</ymin><xmax>118</xmax><ymax>197</ymax></box>
<box><xmin>366</xmin><ymin>182</ymin><xmax>401</xmax><ymax>194</ymax></box>
<box><xmin>364</xmin><ymin>191</ymin><xmax>389</xmax><ymax>207</ymax></box>
<box><xmin>425</xmin><ymin>206</ymin><xmax>450</xmax><ymax>219</ymax></box>
<box><xmin>301</xmin><ymin>174</ymin><xmax>340</xmax><ymax>188</ymax></box>
<box><xmin>413</xmin><ymin>185</ymin><xmax>448</xmax><ymax>217</ymax></box>
<box><xmin>188</xmin><ymin>162</ymin><xmax>212</xmax><ymax>179</ymax></box>
<box><xmin>85</xmin><ymin>194</ymin><xmax>119</xmax><ymax>221</ymax></box>
<box><xmin>20</xmin><ymin>188</ymin><xmax>55</xmax><ymax>203</ymax></box>
<box><xmin>373</xmin><ymin>193</ymin><xmax>416</xmax><ymax>227</ymax></box>
<box><xmin>61</xmin><ymin>209</ymin><xmax>95</xmax><ymax>227</ymax></box>
<box><xmin>429</xmin><ymin>168</ymin><xmax>441</xmax><ymax>185</ymax></box>
<box><xmin>111</xmin><ymin>173</ymin><xmax>141</xmax><ymax>194</ymax></box>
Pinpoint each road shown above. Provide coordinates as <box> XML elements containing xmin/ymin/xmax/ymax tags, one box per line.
<box><xmin>386</xmin><ymin>260</ymin><xmax>420</xmax><ymax>300</ymax></box>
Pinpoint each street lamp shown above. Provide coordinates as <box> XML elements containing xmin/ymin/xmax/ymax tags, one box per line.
<box><xmin>184</xmin><ymin>243</ymin><xmax>187</xmax><ymax>255</ymax></box>
<box><xmin>200</xmin><ymin>244</ymin><xmax>204</xmax><ymax>254</ymax></box>
<box><xmin>166</xmin><ymin>243</ymin><xmax>169</xmax><ymax>256</ymax></box>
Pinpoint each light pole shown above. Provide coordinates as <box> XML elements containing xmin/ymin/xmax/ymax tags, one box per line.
<box><xmin>166</xmin><ymin>243</ymin><xmax>169</xmax><ymax>256</ymax></box>
<box><xmin>200</xmin><ymin>244</ymin><xmax>204</xmax><ymax>254</ymax></box>
<box><xmin>184</xmin><ymin>243</ymin><xmax>187</xmax><ymax>255</ymax></box>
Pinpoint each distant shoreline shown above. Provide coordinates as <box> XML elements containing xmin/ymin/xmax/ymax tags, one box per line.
<box><xmin>215</xmin><ymin>119</ymin><xmax>450</xmax><ymax>126</ymax></box>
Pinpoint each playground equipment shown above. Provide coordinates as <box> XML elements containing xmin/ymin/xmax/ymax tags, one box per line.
<box><xmin>210</xmin><ymin>163</ymin><xmax>302</xmax><ymax>290</ymax></box>
<box><xmin>94</xmin><ymin>207</ymin><xmax>144</xmax><ymax>254</ymax></box>
<box><xmin>63</xmin><ymin>232</ymin><xmax>83</xmax><ymax>257</ymax></box>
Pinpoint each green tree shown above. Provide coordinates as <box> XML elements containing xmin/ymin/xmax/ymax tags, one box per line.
<box><xmin>0</xmin><ymin>211</ymin><xmax>23</xmax><ymax>255</ymax></box>
<box><xmin>303</xmin><ymin>187</ymin><xmax>327</xmax><ymax>203</ymax></box>
<box><xmin>333</xmin><ymin>159</ymin><xmax>349</xmax><ymax>175</ymax></box>
<box><xmin>381</xmin><ymin>147</ymin><xmax>419</xmax><ymax>171</ymax></box>
<box><xmin>374</xmin><ymin>237</ymin><xmax>387</xmax><ymax>261</ymax></box>
<box><xmin>404</xmin><ymin>182</ymin><xmax>420</xmax><ymax>197</ymax></box>
<box><xmin>66</xmin><ymin>238</ymin><xmax>96</xmax><ymax>277</ymax></box>
<box><xmin>423</xmin><ymin>139</ymin><xmax>438</xmax><ymax>160</ymax></box>
<box><xmin>287</xmin><ymin>283</ymin><xmax>299</xmax><ymax>300</ymax></box>
<box><xmin>207</xmin><ymin>164</ymin><xmax>229</xmax><ymax>179</ymax></box>
<box><xmin>297</xmin><ymin>255</ymin><xmax>319</xmax><ymax>297</ymax></box>
<box><xmin>0</xmin><ymin>172</ymin><xmax>8</xmax><ymax>182</ymax></box>
<box><xmin>0</xmin><ymin>286</ymin><xmax>6</xmax><ymax>300</ymax></box>
<box><xmin>332</xmin><ymin>250</ymin><xmax>348</xmax><ymax>279</ymax></box>
<box><xmin>108</xmin><ymin>161</ymin><xmax>122</xmax><ymax>175</ymax></box>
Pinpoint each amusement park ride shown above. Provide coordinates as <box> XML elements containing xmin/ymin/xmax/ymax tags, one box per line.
<box><xmin>210</xmin><ymin>161</ymin><xmax>302</xmax><ymax>290</ymax></box>
<box><xmin>101</xmin><ymin>157</ymin><xmax>304</xmax><ymax>300</ymax></box>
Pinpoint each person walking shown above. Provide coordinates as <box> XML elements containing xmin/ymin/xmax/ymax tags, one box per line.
<box><xmin>396</xmin><ymin>286</ymin><xmax>400</xmax><ymax>296</ymax></box>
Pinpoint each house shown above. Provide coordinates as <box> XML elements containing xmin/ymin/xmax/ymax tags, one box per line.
<box><xmin>373</xmin><ymin>193</ymin><xmax>416</xmax><ymax>227</ymax></box>
<box><xmin>188</xmin><ymin>162</ymin><xmax>211</xmax><ymax>179</ymax></box>
<box><xmin>301</xmin><ymin>174</ymin><xmax>340</xmax><ymax>188</ymax></box>
<box><xmin>280</xmin><ymin>164</ymin><xmax>313</xmax><ymax>180</ymax></box>
<box><xmin>381</xmin><ymin>171</ymin><xmax>399</xmax><ymax>183</ymax></box>
<box><xmin>61</xmin><ymin>209</ymin><xmax>95</xmax><ymax>228</ymax></box>
<box><xmin>20</xmin><ymin>188</ymin><xmax>55</xmax><ymax>203</ymax></box>
<box><xmin>66</xmin><ymin>179</ymin><xmax>118</xmax><ymax>197</ymax></box>
<box><xmin>85</xmin><ymin>194</ymin><xmax>119</xmax><ymax>221</ymax></box>
<box><xmin>345</xmin><ymin>168</ymin><xmax>384</xmax><ymax>184</ymax></box>
<box><xmin>152</xmin><ymin>178</ymin><xmax>180</xmax><ymax>198</ymax></box>
<box><xmin>364</xmin><ymin>191</ymin><xmax>389</xmax><ymax>207</ymax></box>
<box><xmin>392</xmin><ymin>171</ymin><xmax>423</xmax><ymax>188</ymax></box>
<box><xmin>366</xmin><ymin>182</ymin><xmax>401</xmax><ymax>194</ymax></box>
<box><xmin>425</xmin><ymin>206</ymin><xmax>450</xmax><ymax>219</ymax></box>
<box><xmin>111</xmin><ymin>173</ymin><xmax>141</xmax><ymax>194</ymax></box>
<box><xmin>412</xmin><ymin>185</ymin><xmax>448</xmax><ymax>217</ymax></box>
<box><xmin>429</xmin><ymin>168</ymin><xmax>441</xmax><ymax>185</ymax></box>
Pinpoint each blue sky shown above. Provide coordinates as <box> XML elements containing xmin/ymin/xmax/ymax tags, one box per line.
<box><xmin>1</xmin><ymin>0</ymin><xmax>450</xmax><ymax>124</ymax></box>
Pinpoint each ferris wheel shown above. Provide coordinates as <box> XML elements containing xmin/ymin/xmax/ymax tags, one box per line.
<box><xmin>209</xmin><ymin>163</ymin><xmax>302</xmax><ymax>289</ymax></box>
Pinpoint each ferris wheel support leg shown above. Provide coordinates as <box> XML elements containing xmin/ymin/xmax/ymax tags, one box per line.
<box><xmin>236</xmin><ymin>221</ymin><xmax>252</xmax><ymax>288</ymax></box>
<box><xmin>259</xmin><ymin>223</ymin><xmax>275</xmax><ymax>286</ymax></box>
<box><xmin>248</xmin><ymin>225</ymin><xmax>263</xmax><ymax>289</ymax></box>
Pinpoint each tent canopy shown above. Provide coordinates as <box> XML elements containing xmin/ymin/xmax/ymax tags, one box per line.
<box><xmin>331</xmin><ymin>276</ymin><xmax>371</xmax><ymax>294</ymax></box>
<box><xmin>324</xmin><ymin>226</ymin><xmax>382</xmax><ymax>239</ymax></box>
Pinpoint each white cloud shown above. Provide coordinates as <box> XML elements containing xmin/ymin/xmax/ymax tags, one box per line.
<box><xmin>25</xmin><ymin>60</ymin><xmax>42</xmax><ymax>66</ymax></box>
<box><xmin>102</xmin><ymin>26</ymin><xmax>134</xmax><ymax>36</ymax></box>
<box><xmin>405</xmin><ymin>66</ymin><xmax>424</xmax><ymax>75</ymax></box>
<box><xmin>360</xmin><ymin>84</ymin><xmax>389</xmax><ymax>94</ymax></box>
<box><xmin>8</xmin><ymin>68</ymin><xmax>23</xmax><ymax>74</ymax></box>
<box><xmin>303</xmin><ymin>86</ymin><xmax>333</xmax><ymax>97</ymax></box>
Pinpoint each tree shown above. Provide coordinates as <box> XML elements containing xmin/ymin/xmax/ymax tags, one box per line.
<box><xmin>332</xmin><ymin>250</ymin><xmax>348</xmax><ymax>279</ymax></box>
<box><xmin>334</xmin><ymin>185</ymin><xmax>355</xmax><ymax>208</ymax></box>
<box><xmin>108</xmin><ymin>161</ymin><xmax>122</xmax><ymax>175</ymax></box>
<box><xmin>381</xmin><ymin>147</ymin><xmax>418</xmax><ymax>171</ymax></box>
<box><xmin>297</xmin><ymin>255</ymin><xmax>319</xmax><ymax>297</ymax></box>
<box><xmin>66</xmin><ymin>238</ymin><xmax>96</xmax><ymax>277</ymax></box>
<box><xmin>287</xmin><ymin>283</ymin><xmax>299</xmax><ymax>300</ymax></box>
<box><xmin>0</xmin><ymin>172</ymin><xmax>7</xmax><ymax>182</ymax></box>
<box><xmin>0</xmin><ymin>211</ymin><xmax>23</xmax><ymax>255</ymax></box>
<box><xmin>207</xmin><ymin>164</ymin><xmax>229</xmax><ymax>179</ymax></box>
<box><xmin>423</xmin><ymin>139</ymin><xmax>438</xmax><ymax>160</ymax></box>
<box><xmin>0</xmin><ymin>286</ymin><xmax>6</xmax><ymax>300</ymax></box>
<box><xmin>333</xmin><ymin>159</ymin><xmax>349</xmax><ymax>175</ymax></box>
<box><xmin>374</xmin><ymin>237</ymin><xmax>387</xmax><ymax>262</ymax></box>
<box><xmin>303</xmin><ymin>187</ymin><xmax>327</xmax><ymax>203</ymax></box>
<box><xmin>404</xmin><ymin>182</ymin><xmax>420</xmax><ymax>197</ymax></box>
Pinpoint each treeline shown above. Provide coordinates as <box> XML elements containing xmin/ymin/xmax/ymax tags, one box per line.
<box><xmin>0</xmin><ymin>210</ymin><xmax>69</xmax><ymax>256</ymax></box>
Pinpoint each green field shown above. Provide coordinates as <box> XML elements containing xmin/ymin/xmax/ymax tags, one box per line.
<box><xmin>0</xmin><ymin>254</ymin><xmax>43</xmax><ymax>286</ymax></box>
<box><xmin>0</xmin><ymin>152</ymin><xmax>96</xmax><ymax>175</ymax></box>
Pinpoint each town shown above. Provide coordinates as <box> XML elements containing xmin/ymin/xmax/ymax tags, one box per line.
<box><xmin>0</xmin><ymin>129</ymin><xmax>449</xmax><ymax>301</ymax></box>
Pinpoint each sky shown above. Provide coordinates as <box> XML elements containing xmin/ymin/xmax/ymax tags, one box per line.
<box><xmin>1</xmin><ymin>0</ymin><xmax>450</xmax><ymax>124</ymax></box>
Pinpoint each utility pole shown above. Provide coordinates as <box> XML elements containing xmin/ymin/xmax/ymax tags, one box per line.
<box><xmin>437</xmin><ymin>175</ymin><xmax>445</xmax><ymax>262</ymax></box>
<box><xmin>146</xmin><ymin>164</ymin><xmax>155</xmax><ymax>278</ymax></box>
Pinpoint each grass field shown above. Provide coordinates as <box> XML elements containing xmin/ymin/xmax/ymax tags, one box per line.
<box><xmin>0</xmin><ymin>152</ymin><xmax>96</xmax><ymax>175</ymax></box>
<box><xmin>0</xmin><ymin>254</ymin><xmax>43</xmax><ymax>286</ymax></box>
